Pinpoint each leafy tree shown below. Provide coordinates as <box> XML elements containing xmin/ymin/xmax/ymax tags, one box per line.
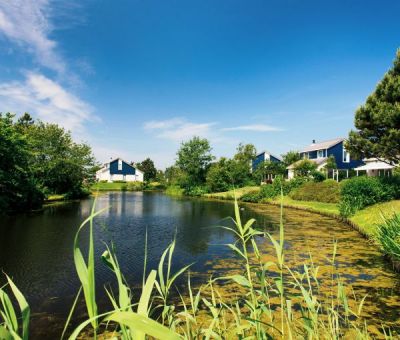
<box><xmin>136</xmin><ymin>158</ymin><xmax>157</xmax><ymax>182</ymax></box>
<box><xmin>233</xmin><ymin>143</ymin><xmax>257</xmax><ymax>164</ymax></box>
<box><xmin>281</xmin><ymin>150</ymin><xmax>301</xmax><ymax>167</ymax></box>
<box><xmin>232</xmin><ymin>143</ymin><xmax>257</xmax><ymax>184</ymax></box>
<box><xmin>324</xmin><ymin>155</ymin><xmax>337</xmax><ymax>170</ymax></box>
<box><xmin>0</xmin><ymin>113</ymin><xmax>43</xmax><ymax>212</ymax></box>
<box><xmin>176</xmin><ymin>137</ymin><xmax>214</xmax><ymax>186</ymax></box>
<box><xmin>165</xmin><ymin>166</ymin><xmax>187</xmax><ymax>186</ymax></box>
<box><xmin>347</xmin><ymin>49</ymin><xmax>400</xmax><ymax>164</ymax></box>
<box><xmin>254</xmin><ymin>160</ymin><xmax>286</xmax><ymax>183</ymax></box>
<box><xmin>206</xmin><ymin>158</ymin><xmax>234</xmax><ymax>192</ymax></box>
<box><xmin>294</xmin><ymin>159</ymin><xmax>317</xmax><ymax>177</ymax></box>
<box><xmin>25</xmin><ymin>121</ymin><xmax>97</xmax><ymax>196</ymax></box>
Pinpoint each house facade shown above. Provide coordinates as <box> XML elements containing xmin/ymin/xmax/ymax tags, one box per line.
<box><xmin>96</xmin><ymin>158</ymin><xmax>144</xmax><ymax>182</ymax></box>
<box><xmin>287</xmin><ymin>138</ymin><xmax>363</xmax><ymax>179</ymax></box>
<box><xmin>252</xmin><ymin>151</ymin><xmax>281</xmax><ymax>172</ymax></box>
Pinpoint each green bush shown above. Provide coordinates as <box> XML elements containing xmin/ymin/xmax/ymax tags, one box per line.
<box><xmin>240</xmin><ymin>190</ymin><xmax>262</xmax><ymax>202</ymax></box>
<box><xmin>126</xmin><ymin>182</ymin><xmax>144</xmax><ymax>191</ymax></box>
<box><xmin>184</xmin><ymin>185</ymin><xmax>209</xmax><ymax>196</ymax></box>
<box><xmin>339</xmin><ymin>176</ymin><xmax>400</xmax><ymax>217</ymax></box>
<box><xmin>289</xmin><ymin>180</ymin><xmax>340</xmax><ymax>203</ymax></box>
<box><xmin>310</xmin><ymin>170</ymin><xmax>326</xmax><ymax>182</ymax></box>
<box><xmin>113</xmin><ymin>180</ymin><xmax>127</xmax><ymax>183</ymax></box>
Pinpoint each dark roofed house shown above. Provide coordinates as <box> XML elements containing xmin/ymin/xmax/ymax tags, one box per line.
<box><xmin>252</xmin><ymin>150</ymin><xmax>282</xmax><ymax>172</ymax></box>
<box><xmin>287</xmin><ymin>138</ymin><xmax>363</xmax><ymax>179</ymax></box>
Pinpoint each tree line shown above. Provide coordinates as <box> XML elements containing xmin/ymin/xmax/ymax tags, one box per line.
<box><xmin>0</xmin><ymin>113</ymin><xmax>97</xmax><ymax>212</ymax></box>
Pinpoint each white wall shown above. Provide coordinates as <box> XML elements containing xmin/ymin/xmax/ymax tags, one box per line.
<box><xmin>95</xmin><ymin>169</ymin><xmax>144</xmax><ymax>182</ymax></box>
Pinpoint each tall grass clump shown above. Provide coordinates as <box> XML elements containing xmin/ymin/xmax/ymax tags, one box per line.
<box><xmin>377</xmin><ymin>213</ymin><xmax>400</xmax><ymax>262</ymax></box>
<box><xmin>289</xmin><ymin>179</ymin><xmax>340</xmax><ymax>203</ymax></box>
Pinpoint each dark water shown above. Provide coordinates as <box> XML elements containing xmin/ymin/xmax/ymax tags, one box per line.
<box><xmin>0</xmin><ymin>192</ymin><xmax>399</xmax><ymax>338</ymax></box>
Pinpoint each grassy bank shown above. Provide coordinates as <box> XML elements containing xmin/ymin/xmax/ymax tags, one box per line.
<box><xmin>204</xmin><ymin>186</ymin><xmax>400</xmax><ymax>239</ymax></box>
<box><xmin>91</xmin><ymin>181</ymin><xmax>165</xmax><ymax>192</ymax></box>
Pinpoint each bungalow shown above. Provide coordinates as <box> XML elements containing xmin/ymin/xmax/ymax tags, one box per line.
<box><xmin>287</xmin><ymin>138</ymin><xmax>363</xmax><ymax>179</ymax></box>
<box><xmin>96</xmin><ymin>158</ymin><xmax>144</xmax><ymax>182</ymax></box>
<box><xmin>252</xmin><ymin>150</ymin><xmax>282</xmax><ymax>172</ymax></box>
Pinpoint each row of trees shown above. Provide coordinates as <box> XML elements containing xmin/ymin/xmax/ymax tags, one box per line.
<box><xmin>0</xmin><ymin>113</ymin><xmax>97</xmax><ymax>212</ymax></box>
<box><xmin>163</xmin><ymin>136</ymin><xmax>304</xmax><ymax>194</ymax></box>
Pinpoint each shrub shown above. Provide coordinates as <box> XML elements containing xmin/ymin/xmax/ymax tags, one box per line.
<box><xmin>310</xmin><ymin>170</ymin><xmax>326</xmax><ymax>182</ymax></box>
<box><xmin>339</xmin><ymin>176</ymin><xmax>399</xmax><ymax>217</ymax></box>
<box><xmin>289</xmin><ymin>180</ymin><xmax>340</xmax><ymax>203</ymax></box>
<box><xmin>240</xmin><ymin>190</ymin><xmax>262</xmax><ymax>202</ymax></box>
<box><xmin>126</xmin><ymin>182</ymin><xmax>144</xmax><ymax>191</ymax></box>
<box><xmin>185</xmin><ymin>185</ymin><xmax>209</xmax><ymax>196</ymax></box>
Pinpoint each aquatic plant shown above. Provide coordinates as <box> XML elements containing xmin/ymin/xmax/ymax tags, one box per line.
<box><xmin>377</xmin><ymin>213</ymin><xmax>400</xmax><ymax>262</ymax></box>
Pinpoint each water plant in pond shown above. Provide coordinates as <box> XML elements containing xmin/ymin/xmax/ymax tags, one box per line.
<box><xmin>377</xmin><ymin>213</ymin><xmax>400</xmax><ymax>262</ymax></box>
<box><xmin>1</xmin><ymin>198</ymin><xmax>398</xmax><ymax>338</ymax></box>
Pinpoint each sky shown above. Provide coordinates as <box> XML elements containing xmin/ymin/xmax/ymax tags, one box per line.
<box><xmin>0</xmin><ymin>0</ymin><xmax>399</xmax><ymax>169</ymax></box>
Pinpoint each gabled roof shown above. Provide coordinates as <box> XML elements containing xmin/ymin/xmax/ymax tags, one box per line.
<box><xmin>256</xmin><ymin>150</ymin><xmax>282</xmax><ymax>161</ymax></box>
<box><xmin>287</xmin><ymin>157</ymin><xmax>328</xmax><ymax>170</ymax></box>
<box><xmin>301</xmin><ymin>138</ymin><xmax>344</xmax><ymax>153</ymax></box>
<box><xmin>98</xmin><ymin>157</ymin><xmax>144</xmax><ymax>174</ymax></box>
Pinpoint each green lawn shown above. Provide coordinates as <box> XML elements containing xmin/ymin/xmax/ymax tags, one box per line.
<box><xmin>91</xmin><ymin>181</ymin><xmax>144</xmax><ymax>191</ymax></box>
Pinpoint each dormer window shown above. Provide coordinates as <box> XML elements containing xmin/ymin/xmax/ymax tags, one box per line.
<box><xmin>118</xmin><ymin>159</ymin><xmax>122</xmax><ymax>170</ymax></box>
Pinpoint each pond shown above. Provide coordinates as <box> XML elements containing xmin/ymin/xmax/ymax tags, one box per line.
<box><xmin>0</xmin><ymin>192</ymin><xmax>399</xmax><ymax>338</ymax></box>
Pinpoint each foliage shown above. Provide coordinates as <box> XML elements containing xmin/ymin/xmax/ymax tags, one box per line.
<box><xmin>294</xmin><ymin>159</ymin><xmax>318</xmax><ymax>177</ymax></box>
<box><xmin>289</xmin><ymin>179</ymin><xmax>341</xmax><ymax>203</ymax></box>
<box><xmin>324</xmin><ymin>155</ymin><xmax>338</xmax><ymax>170</ymax></box>
<box><xmin>164</xmin><ymin>166</ymin><xmax>187</xmax><ymax>186</ymax></box>
<box><xmin>184</xmin><ymin>185</ymin><xmax>209</xmax><ymax>196</ymax></box>
<box><xmin>136</xmin><ymin>158</ymin><xmax>157</xmax><ymax>182</ymax></box>
<box><xmin>205</xmin><ymin>157</ymin><xmax>234</xmax><ymax>192</ymax></box>
<box><xmin>176</xmin><ymin>137</ymin><xmax>214</xmax><ymax>187</ymax></box>
<box><xmin>281</xmin><ymin>150</ymin><xmax>301</xmax><ymax>166</ymax></box>
<box><xmin>377</xmin><ymin>213</ymin><xmax>400</xmax><ymax>261</ymax></box>
<box><xmin>240</xmin><ymin>189</ymin><xmax>262</xmax><ymax>202</ymax></box>
<box><xmin>347</xmin><ymin>49</ymin><xmax>400</xmax><ymax>164</ymax></box>
<box><xmin>165</xmin><ymin>185</ymin><xmax>185</xmax><ymax>196</ymax></box>
<box><xmin>310</xmin><ymin>170</ymin><xmax>326</xmax><ymax>182</ymax></box>
<box><xmin>339</xmin><ymin>176</ymin><xmax>400</xmax><ymax>217</ymax></box>
<box><xmin>253</xmin><ymin>160</ymin><xmax>286</xmax><ymax>183</ymax></box>
<box><xmin>0</xmin><ymin>113</ymin><xmax>44</xmax><ymax>212</ymax></box>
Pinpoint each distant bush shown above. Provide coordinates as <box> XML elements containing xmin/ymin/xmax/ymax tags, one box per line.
<box><xmin>146</xmin><ymin>181</ymin><xmax>166</xmax><ymax>190</ymax></box>
<box><xmin>126</xmin><ymin>182</ymin><xmax>144</xmax><ymax>191</ymax></box>
<box><xmin>185</xmin><ymin>185</ymin><xmax>209</xmax><ymax>197</ymax></box>
<box><xmin>165</xmin><ymin>185</ymin><xmax>185</xmax><ymax>196</ymax></box>
<box><xmin>113</xmin><ymin>180</ymin><xmax>127</xmax><ymax>183</ymax></box>
<box><xmin>310</xmin><ymin>170</ymin><xmax>326</xmax><ymax>182</ymax></box>
<box><xmin>339</xmin><ymin>176</ymin><xmax>400</xmax><ymax>217</ymax></box>
<box><xmin>258</xmin><ymin>176</ymin><xmax>308</xmax><ymax>200</ymax></box>
<box><xmin>241</xmin><ymin>190</ymin><xmax>262</xmax><ymax>203</ymax></box>
<box><xmin>99</xmin><ymin>180</ymin><xmax>108</xmax><ymax>183</ymax></box>
<box><xmin>289</xmin><ymin>180</ymin><xmax>340</xmax><ymax>203</ymax></box>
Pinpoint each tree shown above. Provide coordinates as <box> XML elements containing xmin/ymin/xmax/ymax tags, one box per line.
<box><xmin>165</xmin><ymin>166</ymin><xmax>187</xmax><ymax>186</ymax></box>
<box><xmin>23</xmin><ymin>120</ymin><xmax>98</xmax><ymax>197</ymax></box>
<box><xmin>294</xmin><ymin>159</ymin><xmax>317</xmax><ymax>177</ymax></box>
<box><xmin>281</xmin><ymin>150</ymin><xmax>301</xmax><ymax>167</ymax></box>
<box><xmin>0</xmin><ymin>113</ymin><xmax>43</xmax><ymax>212</ymax></box>
<box><xmin>176</xmin><ymin>137</ymin><xmax>214</xmax><ymax>186</ymax></box>
<box><xmin>206</xmin><ymin>158</ymin><xmax>234</xmax><ymax>192</ymax></box>
<box><xmin>136</xmin><ymin>158</ymin><xmax>157</xmax><ymax>182</ymax></box>
<box><xmin>347</xmin><ymin>49</ymin><xmax>400</xmax><ymax>164</ymax></box>
<box><xmin>254</xmin><ymin>160</ymin><xmax>286</xmax><ymax>183</ymax></box>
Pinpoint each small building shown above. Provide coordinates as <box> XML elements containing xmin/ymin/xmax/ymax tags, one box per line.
<box><xmin>287</xmin><ymin>138</ymin><xmax>363</xmax><ymax>179</ymax></box>
<box><xmin>96</xmin><ymin>158</ymin><xmax>144</xmax><ymax>182</ymax></box>
<box><xmin>252</xmin><ymin>150</ymin><xmax>282</xmax><ymax>172</ymax></box>
<box><xmin>354</xmin><ymin>158</ymin><xmax>395</xmax><ymax>177</ymax></box>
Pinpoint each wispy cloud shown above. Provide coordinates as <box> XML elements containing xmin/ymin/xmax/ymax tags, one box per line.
<box><xmin>221</xmin><ymin>124</ymin><xmax>283</xmax><ymax>132</ymax></box>
<box><xmin>0</xmin><ymin>0</ymin><xmax>65</xmax><ymax>73</ymax></box>
<box><xmin>0</xmin><ymin>72</ymin><xmax>96</xmax><ymax>132</ymax></box>
<box><xmin>144</xmin><ymin>118</ymin><xmax>217</xmax><ymax>142</ymax></box>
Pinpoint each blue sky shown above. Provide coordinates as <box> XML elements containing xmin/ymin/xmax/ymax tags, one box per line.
<box><xmin>0</xmin><ymin>0</ymin><xmax>399</xmax><ymax>168</ymax></box>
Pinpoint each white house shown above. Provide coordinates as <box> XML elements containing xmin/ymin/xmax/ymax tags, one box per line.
<box><xmin>96</xmin><ymin>158</ymin><xmax>144</xmax><ymax>182</ymax></box>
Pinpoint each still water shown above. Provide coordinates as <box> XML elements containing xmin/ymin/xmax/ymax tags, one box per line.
<box><xmin>0</xmin><ymin>192</ymin><xmax>399</xmax><ymax>338</ymax></box>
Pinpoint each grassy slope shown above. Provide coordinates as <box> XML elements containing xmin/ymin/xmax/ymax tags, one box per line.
<box><xmin>92</xmin><ymin>182</ymin><xmax>128</xmax><ymax>191</ymax></box>
<box><xmin>204</xmin><ymin>186</ymin><xmax>400</xmax><ymax>238</ymax></box>
<box><xmin>203</xmin><ymin>186</ymin><xmax>259</xmax><ymax>199</ymax></box>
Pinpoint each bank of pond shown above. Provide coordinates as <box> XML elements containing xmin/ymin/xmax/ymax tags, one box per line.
<box><xmin>0</xmin><ymin>192</ymin><xmax>399</xmax><ymax>338</ymax></box>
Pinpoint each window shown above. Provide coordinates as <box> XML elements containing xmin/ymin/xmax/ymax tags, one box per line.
<box><xmin>317</xmin><ymin>149</ymin><xmax>324</xmax><ymax>158</ymax></box>
<box><xmin>343</xmin><ymin>149</ymin><xmax>350</xmax><ymax>163</ymax></box>
<box><xmin>118</xmin><ymin>159</ymin><xmax>122</xmax><ymax>170</ymax></box>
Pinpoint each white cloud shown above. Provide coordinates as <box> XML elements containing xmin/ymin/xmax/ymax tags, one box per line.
<box><xmin>0</xmin><ymin>72</ymin><xmax>96</xmax><ymax>132</ymax></box>
<box><xmin>0</xmin><ymin>0</ymin><xmax>65</xmax><ymax>73</ymax></box>
<box><xmin>144</xmin><ymin>118</ymin><xmax>217</xmax><ymax>142</ymax></box>
<box><xmin>221</xmin><ymin>124</ymin><xmax>282</xmax><ymax>132</ymax></box>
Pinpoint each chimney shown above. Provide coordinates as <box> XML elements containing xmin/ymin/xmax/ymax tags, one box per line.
<box><xmin>312</xmin><ymin>139</ymin><xmax>316</xmax><ymax>144</ymax></box>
